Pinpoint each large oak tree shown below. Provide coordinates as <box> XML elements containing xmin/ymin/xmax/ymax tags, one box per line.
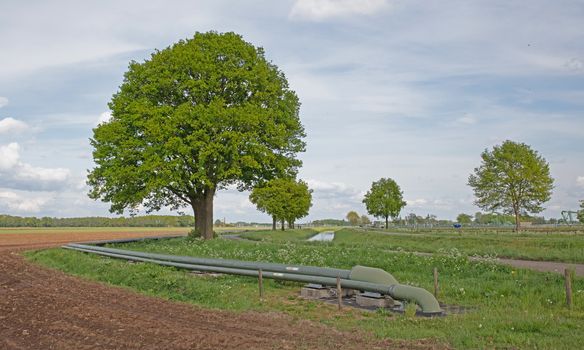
<box><xmin>468</xmin><ymin>140</ymin><xmax>553</xmax><ymax>231</ymax></box>
<box><xmin>88</xmin><ymin>32</ymin><xmax>305</xmax><ymax>239</ymax></box>
<box><xmin>362</xmin><ymin>178</ymin><xmax>406</xmax><ymax>229</ymax></box>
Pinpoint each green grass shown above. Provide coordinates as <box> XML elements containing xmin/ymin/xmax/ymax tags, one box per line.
<box><xmin>240</xmin><ymin>228</ymin><xmax>319</xmax><ymax>242</ymax></box>
<box><xmin>27</xmin><ymin>231</ymin><xmax>584</xmax><ymax>349</ymax></box>
<box><xmin>333</xmin><ymin>228</ymin><xmax>584</xmax><ymax>263</ymax></box>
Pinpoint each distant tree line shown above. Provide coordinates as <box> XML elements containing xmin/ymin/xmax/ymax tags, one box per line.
<box><xmin>311</xmin><ymin>219</ymin><xmax>351</xmax><ymax>226</ymax></box>
<box><xmin>456</xmin><ymin>212</ymin><xmax>566</xmax><ymax>225</ymax></box>
<box><xmin>0</xmin><ymin>214</ymin><xmax>194</xmax><ymax>228</ymax></box>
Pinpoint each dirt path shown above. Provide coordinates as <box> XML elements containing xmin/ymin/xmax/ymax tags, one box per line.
<box><xmin>0</xmin><ymin>230</ymin><xmax>443</xmax><ymax>350</ymax></box>
<box><xmin>493</xmin><ymin>258</ymin><xmax>584</xmax><ymax>277</ymax></box>
<box><xmin>382</xmin><ymin>249</ymin><xmax>584</xmax><ymax>277</ymax></box>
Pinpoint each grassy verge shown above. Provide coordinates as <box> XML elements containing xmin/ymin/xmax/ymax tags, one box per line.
<box><xmin>26</xmin><ymin>232</ymin><xmax>584</xmax><ymax>349</ymax></box>
<box><xmin>240</xmin><ymin>228</ymin><xmax>318</xmax><ymax>242</ymax></box>
<box><xmin>334</xmin><ymin>228</ymin><xmax>584</xmax><ymax>263</ymax></box>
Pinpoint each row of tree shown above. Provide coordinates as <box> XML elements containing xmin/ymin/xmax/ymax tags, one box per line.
<box><xmin>0</xmin><ymin>215</ymin><xmax>194</xmax><ymax>227</ymax></box>
<box><xmin>456</xmin><ymin>212</ymin><xmax>574</xmax><ymax>225</ymax></box>
<box><xmin>249</xmin><ymin>178</ymin><xmax>312</xmax><ymax>230</ymax></box>
<box><xmin>345</xmin><ymin>211</ymin><xmax>371</xmax><ymax>226</ymax></box>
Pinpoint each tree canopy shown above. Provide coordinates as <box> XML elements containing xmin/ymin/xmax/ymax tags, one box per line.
<box><xmin>456</xmin><ymin>213</ymin><xmax>473</xmax><ymax>224</ymax></box>
<box><xmin>468</xmin><ymin>140</ymin><xmax>553</xmax><ymax>231</ymax></box>
<box><xmin>346</xmin><ymin>211</ymin><xmax>360</xmax><ymax>226</ymax></box>
<box><xmin>360</xmin><ymin>215</ymin><xmax>371</xmax><ymax>225</ymax></box>
<box><xmin>362</xmin><ymin>178</ymin><xmax>406</xmax><ymax>229</ymax></box>
<box><xmin>249</xmin><ymin>178</ymin><xmax>312</xmax><ymax>230</ymax></box>
<box><xmin>579</xmin><ymin>201</ymin><xmax>584</xmax><ymax>223</ymax></box>
<box><xmin>87</xmin><ymin>32</ymin><xmax>305</xmax><ymax>239</ymax></box>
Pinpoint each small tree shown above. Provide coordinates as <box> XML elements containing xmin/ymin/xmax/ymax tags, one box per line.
<box><xmin>468</xmin><ymin>140</ymin><xmax>554</xmax><ymax>232</ymax></box>
<box><xmin>578</xmin><ymin>200</ymin><xmax>584</xmax><ymax>223</ymax></box>
<box><xmin>363</xmin><ymin>178</ymin><xmax>406</xmax><ymax>229</ymax></box>
<box><xmin>249</xmin><ymin>178</ymin><xmax>312</xmax><ymax>230</ymax></box>
<box><xmin>360</xmin><ymin>215</ymin><xmax>371</xmax><ymax>225</ymax></box>
<box><xmin>87</xmin><ymin>32</ymin><xmax>305</xmax><ymax>240</ymax></box>
<box><xmin>346</xmin><ymin>211</ymin><xmax>360</xmax><ymax>226</ymax></box>
<box><xmin>456</xmin><ymin>213</ymin><xmax>473</xmax><ymax>224</ymax></box>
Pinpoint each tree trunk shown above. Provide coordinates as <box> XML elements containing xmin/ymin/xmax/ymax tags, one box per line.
<box><xmin>281</xmin><ymin>219</ymin><xmax>285</xmax><ymax>231</ymax></box>
<box><xmin>272</xmin><ymin>216</ymin><xmax>277</xmax><ymax>231</ymax></box>
<box><xmin>191</xmin><ymin>188</ymin><xmax>215</xmax><ymax>240</ymax></box>
<box><xmin>513</xmin><ymin>205</ymin><xmax>520</xmax><ymax>232</ymax></box>
<box><xmin>385</xmin><ymin>216</ymin><xmax>389</xmax><ymax>229</ymax></box>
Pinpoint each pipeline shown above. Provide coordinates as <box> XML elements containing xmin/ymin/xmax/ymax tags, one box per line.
<box><xmin>63</xmin><ymin>243</ymin><xmax>443</xmax><ymax>315</ymax></box>
<box><xmin>66</xmin><ymin>243</ymin><xmax>351</xmax><ymax>279</ymax></box>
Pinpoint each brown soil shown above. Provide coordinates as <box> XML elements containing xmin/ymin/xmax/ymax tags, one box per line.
<box><xmin>0</xmin><ymin>230</ymin><xmax>446</xmax><ymax>349</ymax></box>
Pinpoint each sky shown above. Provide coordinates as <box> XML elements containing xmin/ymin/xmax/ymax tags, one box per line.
<box><xmin>0</xmin><ymin>0</ymin><xmax>583</xmax><ymax>222</ymax></box>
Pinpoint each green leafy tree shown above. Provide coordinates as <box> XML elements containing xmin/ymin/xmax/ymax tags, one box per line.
<box><xmin>468</xmin><ymin>140</ymin><xmax>554</xmax><ymax>232</ymax></box>
<box><xmin>346</xmin><ymin>211</ymin><xmax>360</xmax><ymax>226</ymax></box>
<box><xmin>362</xmin><ymin>178</ymin><xmax>406</xmax><ymax>229</ymax></box>
<box><xmin>578</xmin><ymin>200</ymin><xmax>584</xmax><ymax>223</ymax></box>
<box><xmin>456</xmin><ymin>213</ymin><xmax>473</xmax><ymax>224</ymax></box>
<box><xmin>87</xmin><ymin>32</ymin><xmax>305</xmax><ymax>239</ymax></box>
<box><xmin>360</xmin><ymin>215</ymin><xmax>371</xmax><ymax>225</ymax></box>
<box><xmin>249</xmin><ymin>178</ymin><xmax>312</xmax><ymax>230</ymax></box>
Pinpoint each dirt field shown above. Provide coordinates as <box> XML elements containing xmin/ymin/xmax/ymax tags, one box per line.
<box><xmin>0</xmin><ymin>229</ymin><xmax>444</xmax><ymax>349</ymax></box>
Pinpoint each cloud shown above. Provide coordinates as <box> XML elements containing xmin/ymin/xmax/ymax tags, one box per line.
<box><xmin>406</xmin><ymin>198</ymin><xmax>428</xmax><ymax>207</ymax></box>
<box><xmin>565</xmin><ymin>58</ymin><xmax>584</xmax><ymax>72</ymax></box>
<box><xmin>577</xmin><ymin>176</ymin><xmax>584</xmax><ymax>189</ymax></box>
<box><xmin>306</xmin><ymin>179</ymin><xmax>362</xmax><ymax>199</ymax></box>
<box><xmin>97</xmin><ymin>111</ymin><xmax>112</xmax><ymax>125</ymax></box>
<box><xmin>0</xmin><ymin>97</ymin><xmax>8</xmax><ymax>108</ymax></box>
<box><xmin>0</xmin><ymin>142</ymin><xmax>20</xmax><ymax>169</ymax></box>
<box><xmin>457</xmin><ymin>114</ymin><xmax>477</xmax><ymax>125</ymax></box>
<box><xmin>0</xmin><ymin>190</ymin><xmax>52</xmax><ymax>213</ymax></box>
<box><xmin>0</xmin><ymin>142</ymin><xmax>70</xmax><ymax>190</ymax></box>
<box><xmin>0</xmin><ymin>117</ymin><xmax>29</xmax><ymax>134</ymax></box>
<box><xmin>289</xmin><ymin>0</ymin><xmax>389</xmax><ymax>21</ymax></box>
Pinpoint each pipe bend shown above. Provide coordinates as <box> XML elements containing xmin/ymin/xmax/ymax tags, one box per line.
<box><xmin>388</xmin><ymin>284</ymin><xmax>443</xmax><ymax>315</ymax></box>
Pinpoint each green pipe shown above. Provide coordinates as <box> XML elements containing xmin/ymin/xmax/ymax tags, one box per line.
<box><xmin>64</xmin><ymin>245</ymin><xmax>443</xmax><ymax>315</ymax></box>
<box><xmin>66</xmin><ymin>243</ymin><xmax>352</xmax><ymax>279</ymax></box>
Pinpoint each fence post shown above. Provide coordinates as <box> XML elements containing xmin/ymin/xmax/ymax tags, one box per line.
<box><xmin>259</xmin><ymin>269</ymin><xmax>264</xmax><ymax>302</ymax></box>
<box><xmin>433</xmin><ymin>267</ymin><xmax>439</xmax><ymax>299</ymax></box>
<box><xmin>336</xmin><ymin>276</ymin><xmax>342</xmax><ymax>310</ymax></box>
<box><xmin>565</xmin><ymin>268</ymin><xmax>573</xmax><ymax>309</ymax></box>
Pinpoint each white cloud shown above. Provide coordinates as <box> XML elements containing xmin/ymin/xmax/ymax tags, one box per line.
<box><xmin>0</xmin><ymin>142</ymin><xmax>20</xmax><ymax>169</ymax></box>
<box><xmin>0</xmin><ymin>190</ymin><xmax>52</xmax><ymax>213</ymax></box>
<box><xmin>290</xmin><ymin>0</ymin><xmax>389</xmax><ymax>21</ymax></box>
<box><xmin>0</xmin><ymin>142</ymin><xmax>70</xmax><ymax>190</ymax></box>
<box><xmin>97</xmin><ymin>111</ymin><xmax>112</xmax><ymax>125</ymax></box>
<box><xmin>457</xmin><ymin>114</ymin><xmax>477</xmax><ymax>125</ymax></box>
<box><xmin>0</xmin><ymin>97</ymin><xmax>8</xmax><ymax>108</ymax></box>
<box><xmin>18</xmin><ymin>163</ymin><xmax>70</xmax><ymax>182</ymax></box>
<box><xmin>306</xmin><ymin>179</ymin><xmax>361</xmax><ymax>198</ymax></box>
<box><xmin>577</xmin><ymin>176</ymin><xmax>584</xmax><ymax>189</ymax></box>
<box><xmin>0</xmin><ymin>117</ymin><xmax>29</xmax><ymax>134</ymax></box>
<box><xmin>406</xmin><ymin>198</ymin><xmax>428</xmax><ymax>207</ymax></box>
<box><xmin>565</xmin><ymin>58</ymin><xmax>584</xmax><ymax>72</ymax></box>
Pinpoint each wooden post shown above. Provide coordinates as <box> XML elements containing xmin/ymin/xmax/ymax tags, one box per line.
<box><xmin>433</xmin><ymin>267</ymin><xmax>439</xmax><ymax>299</ymax></box>
<box><xmin>259</xmin><ymin>269</ymin><xmax>264</xmax><ymax>301</ymax></box>
<box><xmin>565</xmin><ymin>268</ymin><xmax>573</xmax><ymax>309</ymax></box>
<box><xmin>336</xmin><ymin>276</ymin><xmax>342</xmax><ymax>310</ymax></box>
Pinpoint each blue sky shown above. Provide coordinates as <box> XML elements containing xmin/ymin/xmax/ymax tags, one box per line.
<box><xmin>0</xmin><ymin>0</ymin><xmax>583</xmax><ymax>222</ymax></box>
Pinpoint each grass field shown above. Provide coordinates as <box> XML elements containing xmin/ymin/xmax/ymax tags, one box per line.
<box><xmin>243</xmin><ymin>227</ymin><xmax>584</xmax><ymax>263</ymax></box>
<box><xmin>27</xmin><ymin>228</ymin><xmax>584</xmax><ymax>349</ymax></box>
